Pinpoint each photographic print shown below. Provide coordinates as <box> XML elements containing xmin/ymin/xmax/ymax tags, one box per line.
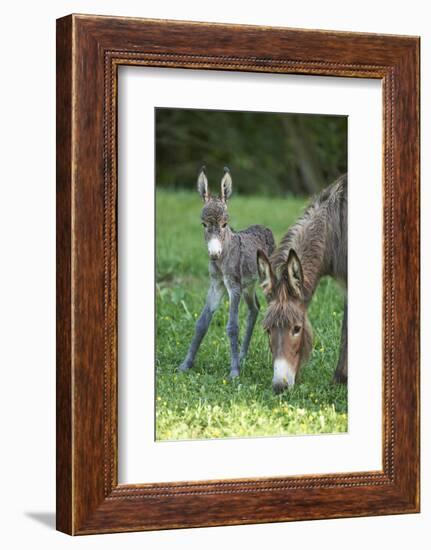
<box><xmin>155</xmin><ymin>107</ymin><xmax>348</xmax><ymax>441</ymax></box>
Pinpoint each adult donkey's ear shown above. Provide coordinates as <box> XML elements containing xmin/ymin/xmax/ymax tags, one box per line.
<box><xmin>285</xmin><ymin>249</ymin><xmax>304</xmax><ymax>299</ymax></box>
<box><xmin>257</xmin><ymin>249</ymin><xmax>276</xmax><ymax>298</ymax></box>
<box><xmin>220</xmin><ymin>167</ymin><xmax>233</xmax><ymax>202</ymax></box>
<box><xmin>197</xmin><ymin>166</ymin><xmax>209</xmax><ymax>202</ymax></box>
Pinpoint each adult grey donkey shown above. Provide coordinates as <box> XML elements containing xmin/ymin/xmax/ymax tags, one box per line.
<box><xmin>179</xmin><ymin>166</ymin><xmax>275</xmax><ymax>378</ymax></box>
<box><xmin>257</xmin><ymin>174</ymin><xmax>347</xmax><ymax>393</ymax></box>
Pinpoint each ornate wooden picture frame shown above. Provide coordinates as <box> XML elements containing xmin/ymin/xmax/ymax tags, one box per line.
<box><xmin>56</xmin><ymin>14</ymin><xmax>420</xmax><ymax>535</ymax></box>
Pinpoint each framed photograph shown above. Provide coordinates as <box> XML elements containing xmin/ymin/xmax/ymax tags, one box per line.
<box><xmin>56</xmin><ymin>14</ymin><xmax>420</xmax><ymax>535</ymax></box>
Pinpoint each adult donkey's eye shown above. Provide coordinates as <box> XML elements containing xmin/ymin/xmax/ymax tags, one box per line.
<box><xmin>221</xmin><ymin>222</ymin><xmax>227</xmax><ymax>228</ymax></box>
<box><xmin>292</xmin><ymin>325</ymin><xmax>302</xmax><ymax>335</ymax></box>
<box><xmin>202</xmin><ymin>222</ymin><xmax>207</xmax><ymax>228</ymax></box>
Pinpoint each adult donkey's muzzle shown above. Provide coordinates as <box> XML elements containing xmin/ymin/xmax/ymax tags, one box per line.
<box><xmin>272</xmin><ymin>358</ymin><xmax>296</xmax><ymax>393</ymax></box>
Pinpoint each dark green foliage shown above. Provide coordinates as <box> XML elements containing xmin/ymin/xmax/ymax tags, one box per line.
<box><xmin>156</xmin><ymin>108</ymin><xmax>347</xmax><ymax>196</ymax></box>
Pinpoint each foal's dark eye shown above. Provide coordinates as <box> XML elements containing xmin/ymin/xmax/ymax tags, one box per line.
<box><xmin>202</xmin><ymin>222</ymin><xmax>207</xmax><ymax>228</ymax></box>
<box><xmin>221</xmin><ymin>222</ymin><xmax>227</xmax><ymax>228</ymax></box>
<box><xmin>292</xmin><ymin>325</ymin><xmax>301</xmax><ymax>335</ymax></box>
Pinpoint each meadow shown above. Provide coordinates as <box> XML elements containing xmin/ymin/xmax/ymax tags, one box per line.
<box><xmin>155</xmin><ymin>189</ymin><xmax>347</xmax><ymax>440</ymax></box>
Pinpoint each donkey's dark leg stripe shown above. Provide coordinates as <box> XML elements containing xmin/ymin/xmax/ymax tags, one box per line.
<box><xmin>239</xmin><ymin>289</ymin><xmax>260</xmax><ymax>363</ymax></box>
<box><xmin>226</xmin><ymin>288</ymin><xmax>241</xmax><ymax>378</ymax></box>
<box><xmin>333</xmin><ymin>300</ymin><xmax>348</xmax><ymax>383</ymax></box>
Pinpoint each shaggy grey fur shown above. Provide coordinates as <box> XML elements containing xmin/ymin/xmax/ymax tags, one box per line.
<box><xmin>179</xmin><ymin>167</ymin><xmax>275</xmax><ymax>378</ymax></box>
<box><xmin>271</xmin><ymin>173</ymin><xmax>347</xmax><ymax>298</ymax></box>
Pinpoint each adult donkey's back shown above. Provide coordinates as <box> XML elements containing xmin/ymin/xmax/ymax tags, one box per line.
<box><xmin>257</xmin><ymin>174</ymin><xmax>347</xmax><ymax>393</ymax></box>
<box><xmin>179</xmin><ymin>166</ymin><xmax>275</xmax><ymax>378</ymax></box>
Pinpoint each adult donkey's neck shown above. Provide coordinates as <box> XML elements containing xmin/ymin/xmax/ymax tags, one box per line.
<box><xmin>272</xmin><ymin>207</ymin><xmax>328</xmax><ymax>304</ymax></box>
<box><xmin>270</xmin><ymin>175</ymin><xmax>347</xmax><ymax>304</ymax></box>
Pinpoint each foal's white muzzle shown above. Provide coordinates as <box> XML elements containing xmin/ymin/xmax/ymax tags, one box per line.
<box><xmin>208</xmin><ymin>237</ymin><xmax>222</xmax><ymax>259</ymax></box>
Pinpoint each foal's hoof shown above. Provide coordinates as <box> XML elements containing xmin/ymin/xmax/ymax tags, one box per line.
<box><xmin>229</xmin><ymin>369</ymin><xmax>240</xmax><ymax>380</ymax></box>
<box><xmin>179</xmin><ymin>361</ymin><xmax>192</xmax><ymax>373</ymax></box>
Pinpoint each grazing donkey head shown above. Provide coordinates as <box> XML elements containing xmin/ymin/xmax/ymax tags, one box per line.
<box><xmin>197</xmin><ymin>166</ymin><xmax>233</xmax><ymax>260</ymax></box>
<box><xmin>257</xmin><ymin>249</ymin><xmax>313</xmax><ymax>393</ymax></box>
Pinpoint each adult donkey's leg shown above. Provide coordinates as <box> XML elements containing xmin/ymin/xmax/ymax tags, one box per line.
<box><xmin>179</xmin><ymin>279</ymin><xmax>225</xmax><ymax>372</ymax></box>
<box><xmin>226</xmin><ymin>283</ymin><xmax>242</xmax><ymax>379</ymax></box>
<box><xmin>333</xmin><ymin>300</ymin><xmax>347</xmax><ymax>383</ymax></box>
<box><xmin>239</xmin><ymin>286</ymin><xmax>260</xmax><ymax>364</ymax></box>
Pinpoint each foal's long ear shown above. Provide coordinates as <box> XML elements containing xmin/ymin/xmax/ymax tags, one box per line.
<box><xmin>257</xmin><ymin>250</ymin><xmax>276</xmax><ymax>298</ymax></box>
<box><xmin>220</xmin><ymin>167</ymin><xmax>233</xmax><ymax>202</ymax></box>
<box><xmin>285</xmin><ymin>249</ymin><xmax>304</xmax><ymax>299</ymax></box>
<box><xmin>197</xmin><ymin>166</ymin><xmax>209</xmax><ymax>202</ymax></box>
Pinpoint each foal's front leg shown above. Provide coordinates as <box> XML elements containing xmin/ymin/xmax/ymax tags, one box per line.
<box><xmin>179</xmin><ymin>279</ymin><xmax>224</xmax><ymax>372</ymax></box>
<box><xmin>239</xmin><ymin>286</ymin><xmax>260</xmax><ymax>364</ymax></box>
<box><xmin>226</xmin><ymin>283</ymin><xmax>241</xmax><ymax>379</ymax></box>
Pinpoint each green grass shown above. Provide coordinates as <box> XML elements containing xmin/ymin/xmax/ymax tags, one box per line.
<box><xmin>155</xmin><ymin>189</ymin><xmax>347</xmax><ymax>440</ymax></box>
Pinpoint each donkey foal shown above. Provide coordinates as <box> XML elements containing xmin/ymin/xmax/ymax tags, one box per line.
<box><xmin>179</xmin><ymin>167</ymin><xmax>275</xmax><ymax>378</ymax></box>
